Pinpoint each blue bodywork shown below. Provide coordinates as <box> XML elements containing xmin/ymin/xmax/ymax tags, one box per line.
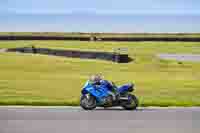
<box><xmin>81</xmin><ymin>80</ymin><xmax>133</xmax><ymax>105</ymax></box>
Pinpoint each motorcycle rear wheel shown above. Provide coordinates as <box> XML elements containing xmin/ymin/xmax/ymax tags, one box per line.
<box><xmin>121</xmin><ymin>94</ymin><xmax>138</xmax><ymax>110</ymax></box>
<box><xmin>80</xmin><ymin>94</ymin><xmax>97</xmax><ymax>110</ymax></box>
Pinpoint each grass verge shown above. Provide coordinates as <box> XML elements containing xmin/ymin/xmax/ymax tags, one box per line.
<box><xmin>0</xmin><ymin>41</ymin><xmax>200</xmax><ymax>106</ymax></box>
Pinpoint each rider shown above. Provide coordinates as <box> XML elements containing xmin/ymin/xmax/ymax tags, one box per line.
<box><xmin>88</xmin><ymin>74</ymin><xmax>118</xmax><ymax>101</ymax></box>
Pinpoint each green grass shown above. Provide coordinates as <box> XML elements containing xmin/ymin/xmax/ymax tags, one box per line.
<box><xmin>0</xmin><ymin>40</ymin><xmax>200</xmax><ymax>106</ymax></box>
<box><xmin>1</xmin><ymin>32</ymin><xmax>200</xmax><ymax>38</ymax></box>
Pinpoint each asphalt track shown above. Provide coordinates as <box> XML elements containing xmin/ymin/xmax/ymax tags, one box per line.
<box><xmin>158</xmin><ymin>54</ymin><xmax>200</xmax><ymax>62</ymax></box>
<box><xmin>0</xmin><ymin>107</ymin><xmax>200</xmax><ymax>133</ymax></box>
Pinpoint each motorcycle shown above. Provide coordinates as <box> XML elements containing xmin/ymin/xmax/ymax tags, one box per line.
<box><xmin>80</xmin><ymin>80</ymin><xmax>139</xmax><ymax>110</ymax></box>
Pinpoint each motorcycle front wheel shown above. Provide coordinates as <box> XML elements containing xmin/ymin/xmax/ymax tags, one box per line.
<box><xmin>121</xmin><ymin>94</ymin><xmax>138</xmax><ymax>110</ymax></box>
<box><xmin>80</xmin><ymin>94</ymin><xmax>97</xmax><ymax>110</ymax></box>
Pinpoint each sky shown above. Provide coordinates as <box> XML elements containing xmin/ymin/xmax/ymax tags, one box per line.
<box><xmin>0</xmin><ymin>0</ymin><xmax>200</xmax><ymax>32</ymax></box>
<box><xmin>2</xmin><ymin>0</ymin><xmax>200</xmax><ymax>14</ymax></box>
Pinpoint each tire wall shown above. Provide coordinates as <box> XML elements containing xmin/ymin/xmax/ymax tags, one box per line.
<box><xmin>7</xmin><ymin>47</ymin><xmax>130</xmax><ymax>63</ymax></box>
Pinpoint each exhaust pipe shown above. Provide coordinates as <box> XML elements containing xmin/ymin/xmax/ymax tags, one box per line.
<box><xmin>119</xmin><ymin>97</ymin><xmax>129</xmax><ymax>100</ymax></box>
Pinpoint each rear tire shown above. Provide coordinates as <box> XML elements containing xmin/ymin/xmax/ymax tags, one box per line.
<box><xmin>80</xmin><ymin>94</ymin><xmax>96</xmax><ymax>110</ymax></box>
<box><xmin>121</xmin><ymin>94</ymin><xmax>138</xmax><ymax>110</ymax></box>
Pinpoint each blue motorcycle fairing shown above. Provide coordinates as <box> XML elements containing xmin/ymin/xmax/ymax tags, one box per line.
<box><xmin>99</xmin><ymin>80</ymin><xmax>113</xmax><ymax>90</ymax></box>
<box><xmin>117</xmin><ymin>83</ymin><xmax>134</xmax><ymax>94</ymax></box>
<box><xmin>82</xmin><ymin>81</ymin><xmax>110</xmax><ymax>103</ymax></box>
<box><xmin>81</xmin><ymin>81</ymin><xmax>134</xmax><ymax>105</ymax></box>
<box><xmin>81</xmin><ymin>81</ymin><xmax>92</xmax><ymax>94</ymax></box>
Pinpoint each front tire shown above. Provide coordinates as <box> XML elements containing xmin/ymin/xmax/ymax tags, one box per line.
<box><xmin>121</xmin><ymin>94</ymin><xmax>138</xmax><ymax>110</ymax></box>
<box><xmin>80</xmin><ymin>94</ymin><xmax>97</xmax><ymax>110</ymax></box>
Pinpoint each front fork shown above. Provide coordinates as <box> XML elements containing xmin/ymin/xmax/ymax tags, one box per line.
<box><xmin>85</xmin><ymin>94</ymin><xmax>90</xmax><ymax>99</ymax></box>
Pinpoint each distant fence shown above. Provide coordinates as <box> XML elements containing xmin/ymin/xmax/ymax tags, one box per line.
<box><xmin>101</xmin><ymin>37</ymin><xmax>200</xmax><ymax>42</ymax></box>
<box><xmin>7</xmin><ymin>47</ymin><xmax>131</xmax><ymax>63</ymax></box>
<box><xmin>1</xmin><ymin>36</ymin><xmax>200</xmax><ymax>42</ymax></box>
<box><xmin>0</xmin><ymin>36</ymin><xmax>89</xmax><ymax>41</ymax></box>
